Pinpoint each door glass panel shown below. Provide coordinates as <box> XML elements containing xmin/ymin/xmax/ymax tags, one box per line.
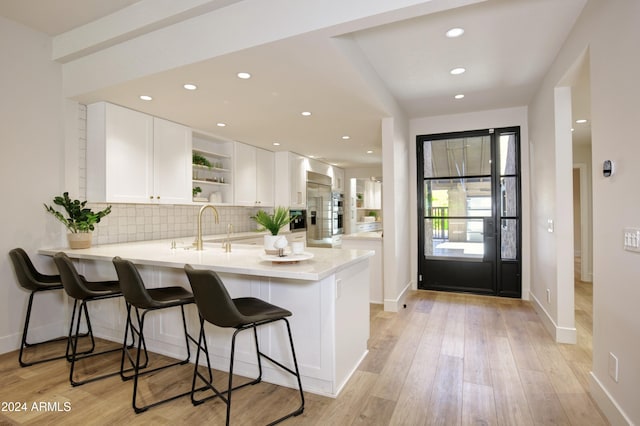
<box><xmin>424</xmin><ymin>136</ymin><xmax>491</xmax><ymax>178</ymax></box>
<box><xmin>425</xmin><ymin>179</ymin><xmax>492</xmax><ymax>217</ymax></box>
<box><xmin>500</xmin><ymin>177</ymin><xmax>518</xmax><ymax>216</ymax></box>
<box><xmin>501</xmin><ymin>219</ymin><xmax>518</xmax><ymax>260</ymax></box>
<box><xmin>499</xmin><ymin>134</ymin><xmax>517</xmax><ymax>175</ymax></box>
<box><xmin>424</xmin><ymin>218</ymin><xmax>484</xmax><ymax>259</ymax></box>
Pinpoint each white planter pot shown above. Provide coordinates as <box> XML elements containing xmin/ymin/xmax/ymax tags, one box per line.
<box><xmin>264</xmin><ymin>235</ymin><xmax>287</xmax><ymax>255</ymax></box>
<box><xmin>67</xmin><ymin>232</ymin><xmax>92</xmax><ymax>249</ymax></box>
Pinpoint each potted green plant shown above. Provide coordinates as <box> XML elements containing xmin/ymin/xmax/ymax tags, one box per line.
<box><xmin>192</xmin><ymin>186</ymin><xmax>203</xmax><ymax>198</ymax></box>
<box><xmin>250</xmin><ymin>206</ymin><xmax>293</xmax><ymax>254</ymax></box>
<box><xmin>44</xmin><ymin>192</ymin><xmax>112</xmax><ymax>249</ymax></box>
<box><xmin>192</xmin><ymin>153</ymin><xmax>212</xmax><ymax>168</ymax></box>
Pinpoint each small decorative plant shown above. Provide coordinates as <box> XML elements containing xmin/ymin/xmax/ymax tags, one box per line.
<box><xmin>192</xmin><ymin>153</ymin><xmax>212</xmax><ymax>169</ymax></box>
<box><xmin>44</xmin><ymin>192</ymin><xmax>112</xmax><ymax>233</ymax></box>
<box><xmin>193</xmin><ymin>186</ymin><xmax>202</xmax><ymax>197</ymax></box>
<box><xmin>251</xmin><ymin>206</ymin><xmax>293</xmax><ymax>235</ymax></box>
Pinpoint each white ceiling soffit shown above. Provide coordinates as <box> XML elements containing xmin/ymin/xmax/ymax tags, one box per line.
<box><xmin>0</xmin><ymin>0</ymin><xmax>141</xmax><ymax>35</ymax></box>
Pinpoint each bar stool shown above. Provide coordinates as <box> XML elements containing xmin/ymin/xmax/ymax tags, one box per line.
<box><xmin>9</xmin><ymin>248</ymin><xmax>93</xmax><ymax>367</ymax></box>
<box><xmin>184</xmin><ymin>264</ymin><xmax>304</xmax><ymax>425</ymax></box>
<box><xmin>53</xmin><ymin>252</ymin><xmax>131</xmax><ymax>386</ymax></box>
<box><xmin>112</xmin><ymin>256</ymin><xmax>201</xmax><ymax>413</ymax></box>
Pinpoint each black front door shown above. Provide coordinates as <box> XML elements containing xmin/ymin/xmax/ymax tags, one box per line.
<box><xmin>417</xmin><ymin>127</ymin><xmax>521</xmax><ymax>298</ymax></box>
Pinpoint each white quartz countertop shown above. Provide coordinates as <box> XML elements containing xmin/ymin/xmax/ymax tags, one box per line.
<box><xmin>39</xmin><ymin>237</ymin><xmax>373</xmax><ymax>281</ymax></box>
<box><xmin>342</xmin><ymin>231</ymin><xmax>383</xmax><ymax>240</ymax></box>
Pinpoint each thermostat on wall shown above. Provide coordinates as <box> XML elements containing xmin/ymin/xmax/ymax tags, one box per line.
<box><xmin>603</xmin><ymin>160</ymin><xmax>613</xmax><ymax>177</ymax></box>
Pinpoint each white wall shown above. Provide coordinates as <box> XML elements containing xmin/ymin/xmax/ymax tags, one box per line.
<box><xmin>572</xmin><ymin>143</ymin><xmax>592</xmax><ymax>282</ymax></box>
<box><xmin>410</xmin><ymin>107</ymin><xmax>531</xmax><ymax>299</ymax></box>
<box><xmin>382</xmin><ymin>116</ymin><xmax>412</xmax><ymax>311</ymax></box>
<box><xmin>528</xmin><ymin>0</ymin><xmax>640</xmax><ymax>423</ymax></box>
<box><xmin>0</xmin><ymin>18</ymin><xmax>67</xmax><ymax>353</ymax></box>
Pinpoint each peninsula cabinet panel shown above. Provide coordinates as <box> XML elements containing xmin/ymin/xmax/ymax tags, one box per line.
<box><xmin>87</xmin><ymin>102</ymin><xmax>191</xmax><ymax>204</ymax></box>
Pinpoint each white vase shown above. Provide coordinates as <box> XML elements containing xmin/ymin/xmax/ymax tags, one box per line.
<box><xmin>264</xmin><ymin>235</ymin><xmax>287</xmax><ymax>255</ymax></box>
<box><xmin>67</xmin><ymin>232</ymin><xmax>92</xmax><ymax>249</ymax></box>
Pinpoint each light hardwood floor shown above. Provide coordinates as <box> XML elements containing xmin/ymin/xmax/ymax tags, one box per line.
<box><xmin>0</xmin><ymin>282</ymin><xmax>606</xmax><ymax>425</ymax></box>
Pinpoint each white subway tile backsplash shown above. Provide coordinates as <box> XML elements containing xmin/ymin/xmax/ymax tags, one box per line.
<box><xmin>87</xmin><ymin>203</ymin><xmax>262</xmax><ymax>244</ymax></box>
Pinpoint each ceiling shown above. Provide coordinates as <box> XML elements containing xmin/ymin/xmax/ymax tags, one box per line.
<box><xmin>0</xmin><ymin>0</ymin><xmax>590</xmax><ymax>167</ymax></box>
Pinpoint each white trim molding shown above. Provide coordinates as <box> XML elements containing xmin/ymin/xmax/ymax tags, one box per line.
<box><xmin>590</xmin><ymin>372</ymin><xmax>633</xmax><ymax>426</ymax></box>
<box><xmin>529</xmin><ymin>291</ymin><xmax>577</xmax><ymax>344</ymax></box>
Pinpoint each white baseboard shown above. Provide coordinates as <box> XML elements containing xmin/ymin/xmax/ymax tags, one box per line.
<box><xmin>383</xmin><ymin>280</ymin><xmax>412</xmax><ymax>312</ymax></box>
<box><xmin>0</xmin><ymin>321</ymin><xmax>66</xmax><ymax>355</ymax></box>
<box><xmin>589</xmin><ymin>372</ymin><xmax>633</xmax><ymax>425</ymax></box>
<box><xmin>529</xmin><ymin>291</ymin><xmax>577</xmax><ymax>344</ymax></box>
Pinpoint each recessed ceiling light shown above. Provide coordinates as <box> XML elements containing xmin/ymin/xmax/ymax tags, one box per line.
<box><xmin>575</xmin><ymin>119</ymin><xmax>588</xmax><ymax>123</ymax></box>
<box><xmin>216</xmin><ymin>122</ymin><xmax>226</xmax><ymax>127</ymax></box>
<box><xmin>183</xmin><ymin>83</ymin><xmax>197</xmax><ymax>90</ymax></box>
<box><xmin>273</xmin><ymin>142</ymin><xmax>280</xmax><ymax>146</ymax></box>
<box><xmin>139</xmin><ymin>95</ymin><xmax>152</xmax><ymax>101</ymax></box>
<box><xmin>454</xmin><ymin>94</ymin><xmax>465</xmax><ymax>99</ymax></box>
<box><xmin>342</xmin><ymin>135</ymin><xmax>350</xmax><ymax>140</ymax></box>
<box><xmin>571</xmin><ymin>128</ymin><xmax>575</xmax><ymax>132</ymax></box>
<box><xmin>366</xmin><ymin>150</ymin><xmax>373</xmax><ymax>154</ymax></box>
<box><xmin>309</xmin><ymin>155</ymin><xmax>315</xmax><ymax>158</ymax></box>
<box><xmin>450</xmin><ymin>67</ymin><xmax>466</xmax><ymax>75</ymax></box>
<box><xmin>301</xmin><ymin>111</ymin><xmax>312</xmax><ymax>116</ymax></box>
<box><xmin>446</xmin><ymin>27</ymin><xmax>465</xmax><ymax>38</ymax></box>
<box><xmin>237</xmin><ymin>72</ymin><xmax>251</xmax><ymax>79</ymax></box>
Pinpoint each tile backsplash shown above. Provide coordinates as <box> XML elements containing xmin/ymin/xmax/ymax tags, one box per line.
<box><xmin>88</xmin><ymin>203</ymin><xmax>263</xmax><ymax>245</ymax></box>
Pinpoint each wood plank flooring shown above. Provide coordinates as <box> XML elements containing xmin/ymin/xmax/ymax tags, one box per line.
<box><xmin>0</xmin><ymin>281</ymin><xmax>607</xmax><ymax>425</ymax></box>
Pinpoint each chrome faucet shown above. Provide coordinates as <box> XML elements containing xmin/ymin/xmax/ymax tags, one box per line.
<box><xmin>223</xmin><ymin>223</ymin><xmax>233</xmax><ymax>253</ymax></box>
<box><xmin>195</xmin><ymin>204</ymin><xmax>219</xmax><ymax>250</ymax></box>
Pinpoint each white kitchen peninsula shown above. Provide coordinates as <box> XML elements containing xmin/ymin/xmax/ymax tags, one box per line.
<box><xmin>39</xmin><ymin>240</ymin><xmax>372</xmax><ymax>397</ymax></box>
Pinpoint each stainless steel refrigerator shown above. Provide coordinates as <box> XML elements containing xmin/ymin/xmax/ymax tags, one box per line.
<box><xmin>306</xmin><ymin>171</ymin><xmax>333</xmax><ymax>247</ymax></box>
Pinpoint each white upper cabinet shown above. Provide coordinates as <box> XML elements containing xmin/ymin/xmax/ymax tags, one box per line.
<box><xmin>364</xmin><ymin>180</ymin><xmax>382</xmax><ymax>209</ymax></box>
<box><xmin>87</xmin><ymin>102</ymin><xmax>192</xmax><ymax>204</ymax></box>
<box><xmin>153</xmin><ymin>117</ymin><xmax>192</xmax><ymax>204</ymax></box>
<box><xmin>233</xmin><ymin>142</ymin><xmax>274</xmax><ymax>207</ymax></box>
<box><xmin>332</xmin><ymin>166</ymin><xmax>345</xmax><ymax>193</ymax></box>
<box><xmin>307</xmin><ymin>157</ymin><xmax>344</xmax><ymax>193</ymax></box>
<box><xmin>255</xmin><ymin>146</ymin><xmax>274</xmax><ymax>206</ymax></box>
<box><xmin>274</xmin><ymin>151</ymin><xmax>307</xmax><ymax>209</ymax></box>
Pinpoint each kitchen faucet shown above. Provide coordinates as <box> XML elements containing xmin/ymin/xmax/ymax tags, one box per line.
<box><xmin>195</xmin><ymin>204</ymin><xmax>219</xmax><ymax>250</ymax></box>
<box><xmin>222</xmin><ymin>223</ymin><xmax>233</xmax><ymax>252</ymax></box>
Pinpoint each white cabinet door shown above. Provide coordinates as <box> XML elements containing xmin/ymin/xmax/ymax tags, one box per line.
<box><xmin>289</xmin><ymin>153</ymin><xmax>307</xmax><ymax>208</ymax></box>
<box><xmin>88</xmin><ymin>102</ymin><xmax>154</xmax><ymax>203</ymax></box>
<box><xmin>153</xmin><ymin>117</ymin><xmax>192</xmax><ymax>204</ymax></box>
<box><xmin>234</xmin><ymin>142</ymin><xmax>274</xmax><ymax>207</ymax></box>
<box><xmin>364</xmin><ymin>180</ymin><xmax>382</xmax><ymax>209</ymax></box>
<box><xmin>87</xmin><ymin>102</ymin><xmax>191</xmax><ymax>204</ymax></box>
<box><xmin>256</xmin><ymin>147</ymin><xmax>274</xmax><ymax>206</ymax></box>
<box><xmin>234</xmin><ymin>142</ymin><xmax>257</xmax><ymax>206</ymax></box>
<box><xmin>332</xmin><ymin>166</ymin><xmax>345</xmax><ymax>193</ymax></box>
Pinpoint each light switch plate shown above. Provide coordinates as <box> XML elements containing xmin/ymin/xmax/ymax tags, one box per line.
<box><xmin>623</xmin><ymin>227</ymin><xmax>640</xmax><ymax>252</ymax></box>
<box><xmin>608</xmin><ymin>352</ymin><xmax>619</xmax><ymax>382</ymax></box>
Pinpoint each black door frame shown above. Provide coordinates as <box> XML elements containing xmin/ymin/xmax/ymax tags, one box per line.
<box><xmin>416</xmin><ymin>127</ymin><xmax>522</xmax><ymax>298</ymax></box>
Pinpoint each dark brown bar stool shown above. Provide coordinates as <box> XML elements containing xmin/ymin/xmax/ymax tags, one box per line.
<box><xmin>112</xmin><ymin>256</ymin><xmax>201</xmax><ymax>413</ymax></box>
<box><xmin>8</xmin><ymin>248</ymin><xmax>93</xmax><ymax>367</ymax></box>
<box><xmin>53</xmin><ymin>252</ymin><xmax>130</xmax><ymax>386</ymax></box>
<box><xmin>184</xmin><ymin>264</ymin><xmax>304</xmax><ymax>426</ymax></box>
